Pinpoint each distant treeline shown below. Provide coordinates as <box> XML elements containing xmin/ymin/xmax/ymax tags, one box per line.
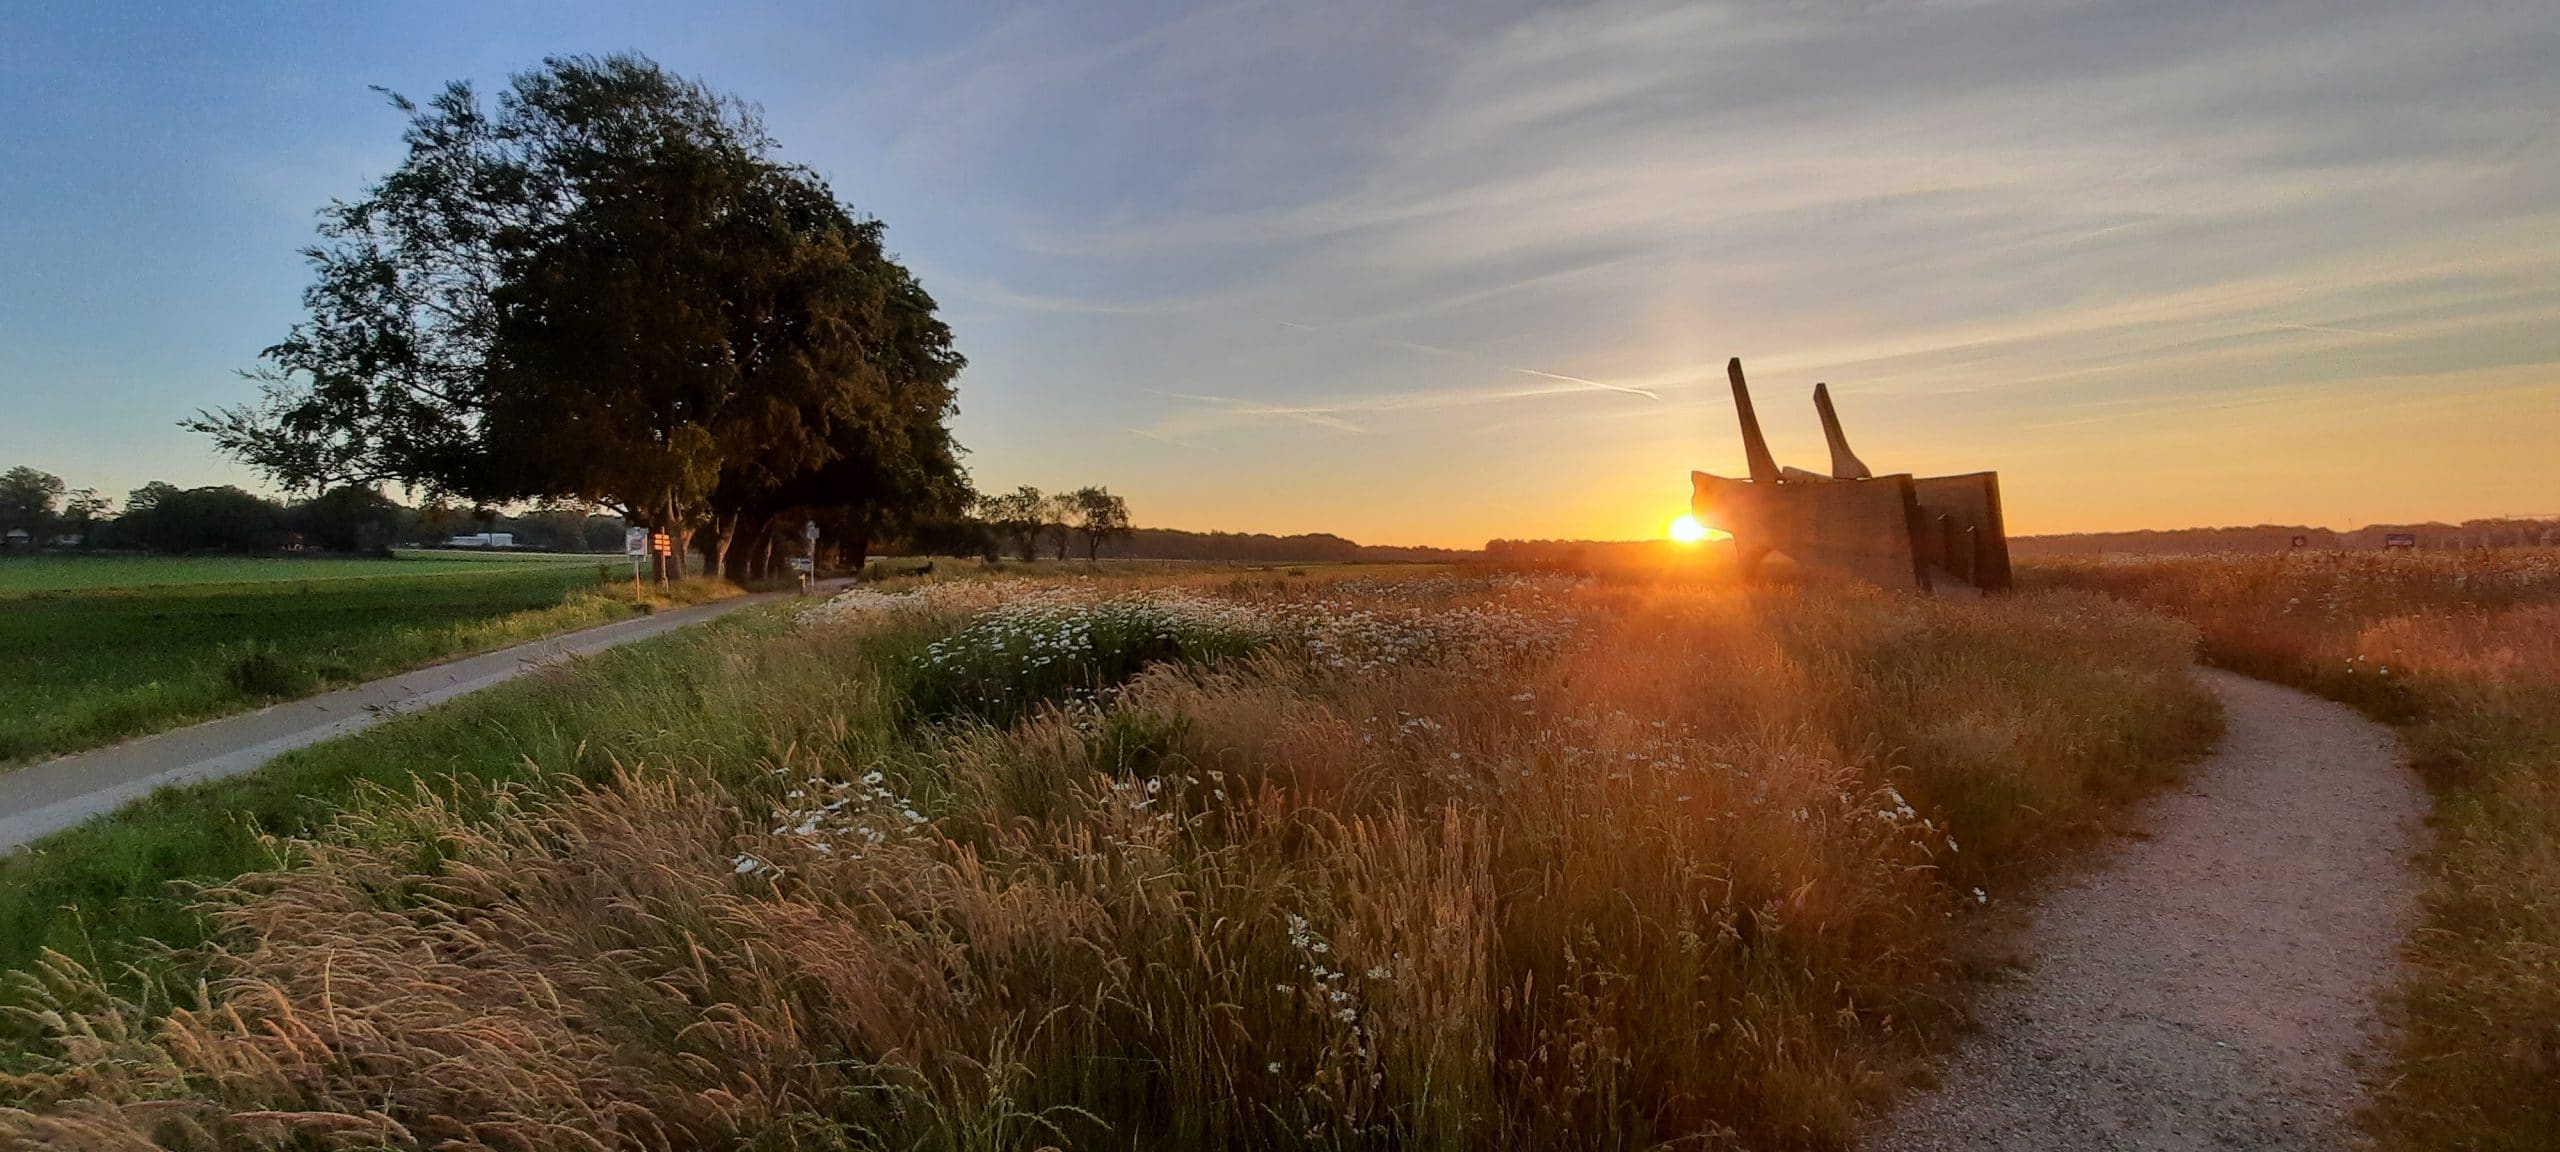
<box><xmin>882</xmin><ymin>522</ymin><xmax>1472</xmax><ymax>565</ymax></box>
<box><xmin>0</xmin><ymin>465</ymin><xmax>626</xmax><ymax>556</ymax></box>
<box><xmin>2016</xmin><ymin>518</ymin><xmax>2560</xmax><ymax>557</ymax></box>
<box><xmin>1106</xmin><ymin>528</ymin><xmax>1472</xmax><ymax>564</ymax></box>
<box><xmin>1482</xmin><ymin>538</ymin><xmax>1678</xmax><ymax>569</ymax></box>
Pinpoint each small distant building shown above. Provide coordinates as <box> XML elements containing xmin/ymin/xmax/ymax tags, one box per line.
<box><xmin>2383</xmin><ymin>532</ymin><xmax>2417</xmax><ymax>550</ymax></box>
<box><xmin>446</xmin><ymin>532</ymin><xmax>516</xmax><ymax>548</ymax></box>
<box><xmin>2</xmin><ymin>528</ymin><xmax>29</xmax><ymax>548</ymax></box>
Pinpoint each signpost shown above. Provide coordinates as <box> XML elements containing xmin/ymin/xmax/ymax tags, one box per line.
<box><xmin>624</xmin><ymin>527</ymin><xmax>648</xmax><ymax>594</ymax></box>
<box><xmin>799</xmin><ymin>520</ymin><xmax>820</xmax><ymax>594</ymax></box>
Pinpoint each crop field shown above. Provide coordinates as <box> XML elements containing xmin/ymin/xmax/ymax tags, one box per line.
<box><xmin>0</xmin><ymin>549</ymin><xmax>605</xmax><ymax>594</ymax></box>
<box><xmin>0</xmin><ymin>568</ymin><xmax>2215</xmax><ymax>1149</ymax></box>
<box><xmin>2029</xmin><ymin>549</ymin><xmax>2560</xmax><ymax>1151</ymax></box>
<box><xmin>0</xmin><ymin>552</ymin><xmax>638</xmax><ymax>764</ymax></box>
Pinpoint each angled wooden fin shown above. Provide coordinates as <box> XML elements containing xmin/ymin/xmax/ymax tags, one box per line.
<box><xmin>1813</xmin><ymin>382</ymin><xmax>1872</xmax><ymax>479</ymax></box>
<box><xmin>1727</xmin><ymin>358</ymin><xmax>1781</xmax><ymax>484</ymax></box>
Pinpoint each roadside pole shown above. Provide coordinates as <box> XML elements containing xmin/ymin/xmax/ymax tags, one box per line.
<box><xmin>795</xmin><ymin>519</ymin><xmax>820</xmax><ymax>594</ymax></box>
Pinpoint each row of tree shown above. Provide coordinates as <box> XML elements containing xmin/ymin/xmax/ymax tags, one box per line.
<box><xmin>193</xmin><ymin>54</ymin><xmax>968</xmax><ymax>584</ymax></box>
<box><xmin>0</xmin><ymin>465</ymin><xmax>626</xmax><ymax>556</ymax></box>
<box><xmin>0</xmin><ymin>466</ymin><xmax>110</xmax><ymax>544</ymax></box>
<box><xmin>969</xmin><ymin>485</ymin><xmax>1131</xmax><ymax>562</ymax></box>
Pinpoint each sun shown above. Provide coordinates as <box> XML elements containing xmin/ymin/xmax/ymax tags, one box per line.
<box><xmin>1668</xmin><ymin>514</ymin><xmax>1710</xmax><ymax>543</ymax></box>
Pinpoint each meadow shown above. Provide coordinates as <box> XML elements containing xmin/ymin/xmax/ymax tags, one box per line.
<box><xmin>0</xmin><ymin>551</ymin><xmax>641</xmax><ymax>764</ymax></box>
<box><xmin>2029</xmin><ymin>549</ymin><xmax>2560</xmax><ymax>1152</ymax></box>
<box><xmin>0</xmin><ymin>567</ymin><xmax>2215</xmax><ymax>1150</ymax></box>
<box><xmin>0</xmin><ymin>549</ymin><xmax>605</xmax><ymax>594</ymax></box>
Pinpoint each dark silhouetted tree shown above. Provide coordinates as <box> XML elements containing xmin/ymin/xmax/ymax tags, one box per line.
<box><xmin>1066</xmin><ymin>486</ymin><xmax>1131</xmax><ymax>561</ymax></box>
<box><xmin>192</xmin><ymin>53</ymin><xmax>964</xmax><ymax>583</ymax></box>
<box><xmin>0</xmin><ymin>466</ymin><xmax>64</xmax><ymax>538</ymax></box>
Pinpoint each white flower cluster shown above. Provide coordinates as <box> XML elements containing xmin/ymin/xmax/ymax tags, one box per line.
<box><xmin>1279</xmin><ymin>912</ymin><xmax>1375</xmax><ymax>1027</ymax></box>
<box><xmin>914</xmin><ymin>590</ymin><xmax>1272</xmax><ymax>690</ymax></box>
<box><xmin>795</xmin><ymin>579</ymin><xmax>1047</xmax><ymax>628</ymax></box>
<box><xmin>803</xmin><ymin>574</ymin><xmax>1583</xmax><ymax>687</ymax></box>
<box><xmin>1289</xmin><ymin>600</ymin><xmax>1575</xmax><ymax>674</ymax></box>
<box><xmin>730</xmin><ymin>767</ymin><xmax>929</xmax><ymax>877</ymax></box>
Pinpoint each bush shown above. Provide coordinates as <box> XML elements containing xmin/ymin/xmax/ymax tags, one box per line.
<box><xmin>902</xmin><ymin>593</ymin><xmax>1270</xmax><ymax>722</ymax></box>
<box><xmin>219</xmin><ymin>640</ymin><xmax>312</xmax><ymax>698</ymax></box>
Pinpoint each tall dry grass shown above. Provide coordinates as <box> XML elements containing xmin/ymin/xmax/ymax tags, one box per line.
<box><xmin>2033</xmin><ymin>549</ymin><xmax>2560</xmax><ymax>1151</ymax></box>
<box><xmin>2</xmin><ymin>572</ymin><xmax>2211</xmax><ymax>1150</ymax></box>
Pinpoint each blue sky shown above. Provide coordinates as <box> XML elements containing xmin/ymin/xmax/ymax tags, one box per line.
<box><xmin>3</xmin><ymin>1</ymin><xmax>2556</xmax><ymax>546</ymax></box>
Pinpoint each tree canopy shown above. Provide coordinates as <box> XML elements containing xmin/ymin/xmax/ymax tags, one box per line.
<box><xmin>0</xmin><ymin>467</ymin><xmax>64</xmax><ymax>536</ymax></box>
<box><xmin>193</xmin><ymin>53</ymin><xmax>967</xmax><ymax>579</ymax></box>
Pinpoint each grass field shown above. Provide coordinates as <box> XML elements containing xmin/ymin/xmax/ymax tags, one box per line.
<box><xmin>2029</xmin><ymin>549</ymin><xmax>2560</xmax><ymax>1152</ymax></box>
<box><xmin>0</xmin><ymin>551</ymin><xmax>646</xmax><ymax>764</ymax></box>
<box><xmin>0</xmin><ymin>568</ymin><xmax>2214</xmax><ymax>1149</ymax></box>
<box><xmin>0</xmin><ymin>549</ymin><xmax>605</xmax><ymax>593</ymax></box>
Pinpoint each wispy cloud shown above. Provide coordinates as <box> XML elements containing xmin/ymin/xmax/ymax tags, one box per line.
<box><xmin>853</xmin><ymin>0</ymin><xmax>2560</xmax><ymax>539</ymax></box>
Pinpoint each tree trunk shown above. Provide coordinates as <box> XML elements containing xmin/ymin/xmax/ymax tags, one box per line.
<box><xmin>704</xmin><ymin>510</ymin><xmax>736</xmax><ymax>585</ymax></box>
<box><xmin>659</xmin><ymin>494</ymin><xmax>685</xmax><ymax>584</ymax></box>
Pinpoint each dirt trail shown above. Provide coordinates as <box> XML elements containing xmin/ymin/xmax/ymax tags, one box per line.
<box><xmin>1868</xmin><ymin>669</ymin><xmax>2426</xmax><ymax>1151</ymax></box>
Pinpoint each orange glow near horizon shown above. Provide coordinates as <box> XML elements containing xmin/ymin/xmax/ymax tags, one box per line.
<box><xmin>1669</xmin><ymin>514</ymin><xmax>1729</xmax><ymax>544</ymax></box>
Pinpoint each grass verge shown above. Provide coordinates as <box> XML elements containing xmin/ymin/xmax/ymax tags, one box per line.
<box><xmin>2029</xmin><ymin>549</ymin><xmax>2560</xmax><ymax>1151</ymax></box>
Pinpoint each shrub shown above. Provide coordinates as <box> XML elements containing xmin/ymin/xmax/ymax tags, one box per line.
<box><xmin>218</xmin><ymin>640</ymin><xmax>311</xmax><ymax>697</ymax></box>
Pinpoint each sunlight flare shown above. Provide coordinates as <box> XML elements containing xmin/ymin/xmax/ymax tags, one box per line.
<box><xmin>1668</xmin><ymin>514</ymin><xmax>1727</xmax><ymax>544</ymax></box>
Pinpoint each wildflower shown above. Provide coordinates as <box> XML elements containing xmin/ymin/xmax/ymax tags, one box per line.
<box><xmin>1973</xmin><ymin>887</ymin><xmax>1989</xmax><ymax>904</ymax></box>
<box><xmin>1268</xmin><ymin>1062</ymin><xmax>1283</xmax><ymax>1074</ymax></box>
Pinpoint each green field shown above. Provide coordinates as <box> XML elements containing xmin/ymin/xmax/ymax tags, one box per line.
<box><xmin>0</xmin><ymin>549</ymin><xmax>607</xmax><ymax>593</ymax></box>
<box><xmin>0</xmin><ymin>552</ymin><xmax>639</xmax><ymax>763</ymax></box>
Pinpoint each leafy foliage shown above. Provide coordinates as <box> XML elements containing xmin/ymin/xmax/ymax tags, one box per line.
<box><xmin>190</xmin><ymin>53</ymin><xmax>965</xmax><ymax>578</ymax></box>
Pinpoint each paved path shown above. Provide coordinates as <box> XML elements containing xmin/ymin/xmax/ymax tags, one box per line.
<box><xmin>1867</xmin><ymin>669</ymin><xmax>2427</xmax><ymax>1151</ymax></box>
<box><xmin>0</xmin><ymin>582</ymin><xmax>843</xmax><ymax>853</ymax></box>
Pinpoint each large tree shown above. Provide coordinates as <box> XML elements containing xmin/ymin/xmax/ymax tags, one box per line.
<box><xmin>194</xmin><ymin>54</ymin><xmax>964</xmax><ymax>580</ymax></box>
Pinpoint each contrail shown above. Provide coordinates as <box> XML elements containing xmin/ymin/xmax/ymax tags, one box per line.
<box><xmin>1510</xmin><ymin>366</ymin><xmax>1659</xmax><ymax>400</ymax></box>
<box><xmin>2268</xmin><ymin>322</ymin><xmax>2411</xmax><ymax>341</ymax></box>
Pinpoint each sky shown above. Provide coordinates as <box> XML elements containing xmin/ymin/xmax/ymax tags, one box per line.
<box><xmin>2</xmin><ymin>1</ymin><xmax>2556</xmax><ymax>548</ymax></box>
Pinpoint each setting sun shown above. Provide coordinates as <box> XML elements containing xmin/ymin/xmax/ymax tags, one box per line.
<box><xmin>1669</xmin><ymin>514</ymin><xmax>1711</xmax><ymax>543</ymax></box>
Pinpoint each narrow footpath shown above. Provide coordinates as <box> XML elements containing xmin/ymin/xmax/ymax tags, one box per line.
<box><xmin>0</xmin><ymin>581</ymin><xmax>844</xmax><ymax>852</ymax></box>
<box><xmin>1868</xmin><ymin>669</ymin><xmax>2427</xmax><ymax>1150</ymax></box>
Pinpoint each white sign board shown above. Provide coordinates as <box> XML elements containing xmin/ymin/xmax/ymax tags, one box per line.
<box><xmin>625</xmin><ymin>527</ymin><xmax>649</xmax><ymax>558</ymax></box>
<box><xmin>802</xmin><ymin>520</ymin><xmax>821</xmax><ymax>543</ymax></box>
<box><xmin>788</xmin><ymin>556</ymin><xmax>814</xmax><ymax>572</ymax></box>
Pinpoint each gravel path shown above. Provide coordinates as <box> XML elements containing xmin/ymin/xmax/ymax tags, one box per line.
<box><xmin>1867</xmin><ymin>669</ymin><xmax>2426</xmax><ymax>1151</ymax></box>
